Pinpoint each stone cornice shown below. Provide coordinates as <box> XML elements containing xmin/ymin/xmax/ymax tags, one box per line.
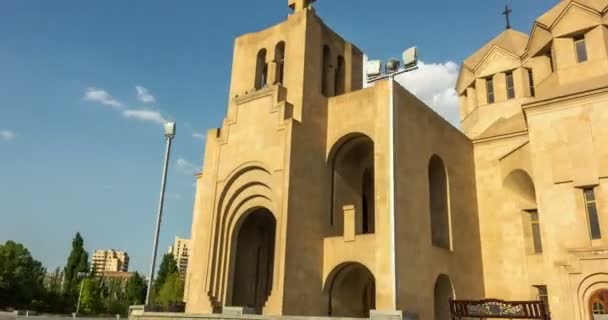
<box><xmin>472</xmin><ymin>130</ymin><xmax>528</xmax><ymax>145</ymax></box>
<box><xmin>522</xmin><ymin>85</ymin><xmax>608</xmax><ymax>114</ymax></box>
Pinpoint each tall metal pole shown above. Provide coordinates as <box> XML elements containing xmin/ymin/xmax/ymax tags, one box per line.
<box><xmin>75</xmin><ymin>279</ymin><xmax>85</xmax><ymax>316</ymax></box>
<box><xmin>369</xmin><ymin>66</ymin><xmax>416</xmax><ymax>309</ymax></box>
<box><xmin>145</xmin><ymin>134</ymin><xmax>174</xmax><ymax>306</ymax></box>
<box><xmin>387</xmin><ymin>74</ymin><xmax>397</xmax><ymax>309</ymax></box>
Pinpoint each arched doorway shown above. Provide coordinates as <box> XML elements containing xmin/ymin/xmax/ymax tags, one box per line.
<box><xmin>329</xmin><ymin>134</ymin><xmax>375</xmax><ymax>236</ymax></box>
<box><xmin>434</xmin><ymin>274</ymin><xmax>454</xmax><ymax>320</ymax></box>
<box><xmin>229</xmin><ymin>208</ymin><xmax>276</xmax><ymax>314</ymax></box>
<box><xmin>326</xmin><ymin>262</ymin><xmax>375</xmax><ymax>317</ymax></box>
<box><xmin>590</xmin><ymin>289</ymin><xmax>608</xmax><ymax>319</ymax></box>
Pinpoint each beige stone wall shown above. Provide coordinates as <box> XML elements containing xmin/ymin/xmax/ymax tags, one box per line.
<box><xmin>186</xmin><ymin>7</ymin><xmax>368</xmax><ymax>317</ymax></box>
<box><xmin>185</xmin><ymin>84</ymin><xmax>294</xmax><ymax>315</ymax></box>
<box><xmin>457</xmin><ymin>1</ymin><xmax>608</xmax><ymax>320</ymax></box>
<box><xmin>471</xmin><ymin>91</ymin><xmax>608</xmax><ymax>320</ymax></box>
<box><xmin>471</xmin><ymin>134</ymin><xmax>536</xmax><ymax>299</ymax></box>
<box><xmin>526</xmin><ymin>93</ymin><xmax>608</xmax><ymax>320</ymax></box>
<box><xmin>392</xmin><ymin>85</ymin><xmax>484</xmax><ymax>319</ymax></box>
<box><xmin>322</xmin><ymin>82</ymin><xmax>393</xmax><ymax>314</ymax></box>
<box><xmin>185</xmin><ymin>18</ymin><xmax>482</xmax><ymax>316</ymax></box>
<box><xmin>275</xmin><ymin>8</ymin><xmax>365</xmax><ymax>316</ymax></box>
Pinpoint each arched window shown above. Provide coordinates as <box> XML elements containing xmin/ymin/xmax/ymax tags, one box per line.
<box><xmin>593</xmin><ymin>302</ymin><xmax>606</xmax><ymax>314</ymax></box>
<box><xmin>322</xmin><ymin>45</ymin><xmax>331</xmax><ymax>96</ymax></box>
<box><xmin>504</xmin><ymin>169</ymin><xmax>542</xmax><ymax>254</ymax></box>
<box><xmin>428</xmin><ymin>155</ymin><xmax>451</xmax><ymax>249</ymax></box>
<box><xmin>329</xmin><ymin>134</ymin><xmax>374</xmax><ymax>236</ymax></box>
<box><xmin>255</xmin><ymin>49</ymin><xmax>268</xmax><ymax>90</ymax></box>
<box><xmin>274</xmin><ymin>42</ymin><xmax>285</xmax><ymax>85</ymax></box>
<box><xmin>334</xmin><ymin>56</ymin><xmax>345</xmax><ymax>95</ymax></box>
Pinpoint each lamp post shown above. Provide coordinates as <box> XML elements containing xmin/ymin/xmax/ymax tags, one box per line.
<box><xmin>74</xmin><ymin>272</ymin><xmax>88</xmax><ymax>318</ymax></box>
<box><xmin>145</xmin><ymin>121</ymin><xmax>176</xmax><ymax>306</ymax></box>
<box><xmin>366</xmin><ymin>47</ymin><xmax>418</xmax><ymax>309</ymax></box>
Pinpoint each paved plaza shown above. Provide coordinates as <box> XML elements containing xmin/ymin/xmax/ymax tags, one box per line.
<box><xmin>0</xmin><ymin>313</ymin><xmax>118</xmax><ymax>320</ymax></box>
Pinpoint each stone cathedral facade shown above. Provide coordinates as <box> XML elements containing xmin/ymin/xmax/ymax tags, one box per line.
<box><xmin>183</xmin><ymin>1</ymin><xmax>608</xmax><ymax>319</ymax></box>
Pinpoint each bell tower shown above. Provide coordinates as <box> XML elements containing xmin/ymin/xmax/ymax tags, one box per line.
<box><xmin>288</xmin><ymin>0</ymin><xmax>316</xmax><ymax>12</ymax></box>
<box><xmin>225</xmin><ymin>0</ymin><xmax>363</xmax><ymax>121</ymax></box>
<box><xmin>186</xmin><ymin>1</ymin><xmax>364</xmax><ymax>316</ymax></box>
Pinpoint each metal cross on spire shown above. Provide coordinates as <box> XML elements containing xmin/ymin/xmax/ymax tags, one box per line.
<box><xmin>502</xmin><ymin>4</ymin><xmax>512</xmax><ymax>29</ymax></box>
<box><xmin>289</xmin><ymin>0</ymin><xmax>316</xmax><ymax>12</ymax></box>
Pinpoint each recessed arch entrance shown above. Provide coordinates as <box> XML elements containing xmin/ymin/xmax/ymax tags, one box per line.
<box><xmin>434</xmin><ymin>274</ymin><xmax>455</xmax><ymax>320</ymax></box>
<box><xmin>325</xmin><ymin>262</ymin><xmax>375</xmax><ymax>317</ymax></box>
<box><xmin>589</xmin><ymin>289</ymin><xmax>608</xmax><ymax>318</ymax></box>
<box><xmin>228</xmin><ymin>207</ymin><xmax>276</xmax><ymax>314</ymax></box>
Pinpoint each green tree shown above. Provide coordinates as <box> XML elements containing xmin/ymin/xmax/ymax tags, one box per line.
<box><xmin>125</xmin><ymin>272</ymin><xmax>147</xmax><ymax>305</ymax></box>
<box><xmin>153</xmin><ymin>253</ymin><xmax>178</xmax><ymax>295</ymax></box>
<box><xmin>100</xmin><ymin>277</ymin><xmax>127</xmax><ymax>315</ymax></box>
<box><xmin>79</xmin><ymin>278</ymin><xmax>101</xmax><ymax>314</ymax></box>
<box><xmin>155</xmin><ymin>272</ymin><xmax>184</xmax><ymax>307</ymax></box>
<box><xmin>0</xmin><ymin>241</ymin><xmax>46</xmax><ymax>309</ymax></box>
<box><xmin>63</xmin><ymin>233</ymin><xmax>89</xmax><ymax>296</ymax></box>
<box><xmin>45</xmin><ymin>267</ymin><xmax>63</xmax><ymax>294</ymax></box>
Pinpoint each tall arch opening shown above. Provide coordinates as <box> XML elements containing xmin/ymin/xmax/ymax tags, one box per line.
<box><xmin>274</xmin><ymin>42</ymin><xmax>285</xmax><ymax>85</ymax></box>
<box><xmin>362</xmin><ymin>167</ymin><xmax>374</xmax><ymax>234</ymax></box>
<box><xmin>334</xmin><ymin>55</ymin><xmax>345</xmax><ymax>95</ymax></box>
<box><xmin>504</xmin><ymin>169</ymin><xmax>542</xmax><ymax>254</ymax></box>
<box><xmin>590</xmin><ymin>289</ymin><xmax>608</xmax><ymax>317</ymax></box>
<box><xmin>329</xmin><ymin>134</ymin><xmax>375</xmax><ymax>236</ymax></box>
<box><xmin>255</xmin><ymin>49</ymin><xmax>268</xmax><ymax>90</ymax></box>
<box><xmin>428</xmin><ymin>155</ymin><xmax>451</xmax><ymax>249</ymax></box>
<box><xmin>325</xmin><ymin>262</ymin><xmax>375</xmax><ymax>317</ymax></box>
<box><xmin>322</xmin><ymin>45</ymin><xmax>331</xmax><ymax>96</ymax></box>
<box><xmin>434</xmin><ymin>274</ymin><xmax>455</xmax><ymax>320</ymax></box>
<box><xmin>229</xmin><ymin>208</ymin><xmax>276</xmax><ymax>314</ymax></box>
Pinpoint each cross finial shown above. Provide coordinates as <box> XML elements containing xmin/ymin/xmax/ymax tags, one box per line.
<box><xmin>289</xmin><ymin>0</ymin><xmax>316</xmax><ymax>12</ymax></box>
<box><xmin>502</xmin><ymin>4</ymin><xmax>512</xmax><ymax>29</ymax></box>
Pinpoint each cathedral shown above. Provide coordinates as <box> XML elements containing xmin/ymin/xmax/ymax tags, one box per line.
<box><xmin>181</xmin><ymin>0</ymin><xmax>608</xmax><ymax>319</ymax></box>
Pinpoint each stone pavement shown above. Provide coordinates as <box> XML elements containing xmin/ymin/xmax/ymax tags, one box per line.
<box><xmin>0</xmin><ymin>312</ymin><xmax>118</xmax><ymax>320</ymax></box>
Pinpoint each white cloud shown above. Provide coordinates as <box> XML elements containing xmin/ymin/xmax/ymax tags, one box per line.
<box><xmin>176</xmin><ymin>157</ymin><xmax>199</xmax><ymax>175</ymax></box>
<box><xmin>184</xmin><ymin>122</ymin><xmax>206</xmax><ymax>141</ymax></box>
<box><xmin>192</xmin><ymin>131</ymin><xmax>206</xmax><ymax>140</ymax></box>
<box><xmin>394</xmin><ymin>61</ymin><xmax>461</xmax><ymax>127</ymax></box>
<box><xmin>122</xmin><ymin>109</ymin><xmax>167</xmax><ymax>125</ymax></box>
<box><xmin>84</xmin><ymin>87</ymin><xmax>124</xmax><ymax>108</ymax></box>
<box><xmin>135</xmin><ymin>86</ymin><xmax>156</xmax><ymax>104</ymax></box>
<box><xmin>0</xmin><ymin>130</ymin><xmax>16</xmax><ymax>141</ymax></box>
<box><xmin>167</xmin><ymin>193</ymin><xmax>183</xmax><ymax>200</ymax></box>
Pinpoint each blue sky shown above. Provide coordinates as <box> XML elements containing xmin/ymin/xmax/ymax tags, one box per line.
<box><xmin>0</xmin><ymin>0</ymin><xmax>556</xmax><ymax>275</ymax></box>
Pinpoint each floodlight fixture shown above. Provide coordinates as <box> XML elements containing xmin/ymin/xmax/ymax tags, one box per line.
<box><xmin>366</xmin><ymin>45</ymin><xmax>419</xmax><ymax>84</ymax></box>
<box><xmin>164</xmin><ymin>122</ymin><xmax>176</xmax><ymax>139</ymax></box>
<box><xmin>385</xmin><ymin>58</ymin><xmax>400</xmax><ymax>73</ymax></box>
<box><xmin>366</xmin><ymin>60</ymin><xmax>382</xmax><ymax>78</ymax></box>
<box><xmin>402</xmin><ymin>46</ymin><xmax>418</xmax><ymax>68</ymax></box>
